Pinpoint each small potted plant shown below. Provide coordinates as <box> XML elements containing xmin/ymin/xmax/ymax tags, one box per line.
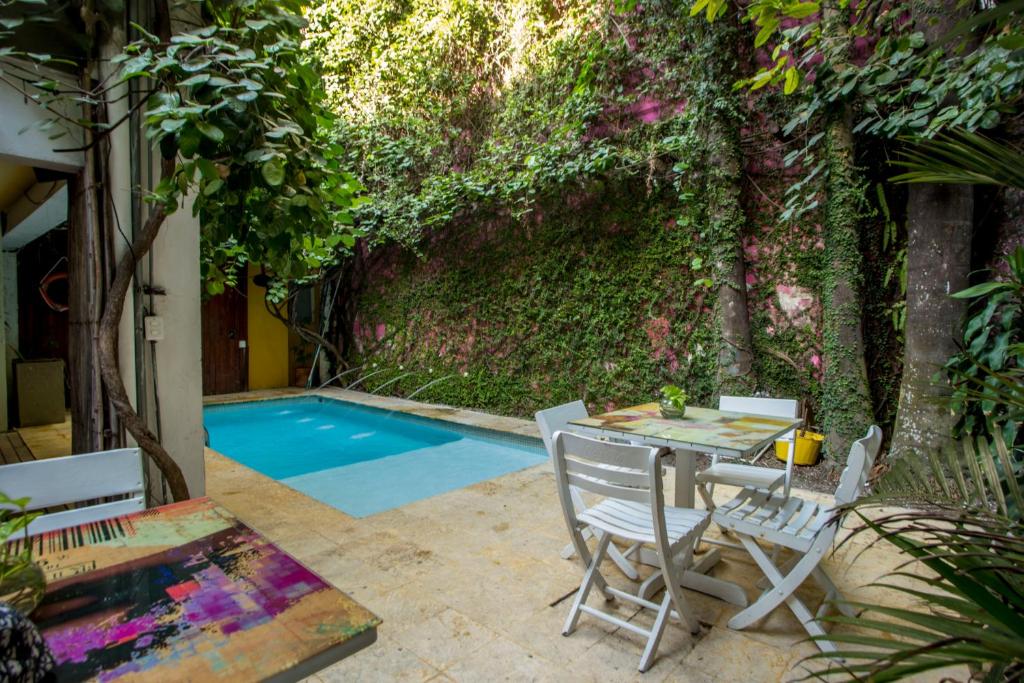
<box><xmin>0</xmin><ymin>492</ymin><xmax>45</xmax><ymax>615</ymax></box>
<box><xmin>659</xmin><ymin>385</ymin><xmax>688</xmax><ymax>419</ymax></box>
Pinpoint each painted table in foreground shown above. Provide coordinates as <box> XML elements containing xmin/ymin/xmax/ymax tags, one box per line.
<box><xmin>20</xmin><ymin>497</ymin><xmax>380</xmax><ymax>682</ymax></box>
<box><xmin>570</xmin><ymin>402</ymin><xmax>803</xmax><ymax>605</ymax></box>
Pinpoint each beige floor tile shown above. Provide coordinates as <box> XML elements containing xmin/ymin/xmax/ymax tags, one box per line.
<box><xmin>392</xmin><ymin>608</ymin><xmax>501</xmax><ymax>670</ymax></box>
<box><xmin>682</xmin><ymin>627</ymin><xmax>794</xmax><ymax>682</ymax></box>
<box><xmin>445</xmin><ymin>636</ymin><xmax>579</xmax><ymax>682</ymax></box>
<box><xmin>315</xmin><ymin>633</ymin><xmax>441</xmax><ymax>682</ymax></box>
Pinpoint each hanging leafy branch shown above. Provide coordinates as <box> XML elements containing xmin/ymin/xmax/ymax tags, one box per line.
<box><xmin>1</xmin><ymin>0</ymin><xmax>363</xmax><ymax>500</ymax></box>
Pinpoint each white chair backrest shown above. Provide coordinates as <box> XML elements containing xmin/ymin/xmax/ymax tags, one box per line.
<box><xmin>834</xmin><ymin>426</ymin><xmax>883</xmax><ymax>506</ymax></box>
<box><xmin>552</xmin><ymin>430</ymin><xmax>662</xmax><ymax>507</ymax></box>
<box><xmin>536</xmin><ymin>400</ymin><xmax>588</xmax><ymax>456</ymax></box>
<box><xmin>0</xmin><ymin>448</ymin><xmax>146</xmax><ymax>535</ymax></box>
<box><xmin>719</xmin><ymin>395</ymin><xmax>801</xmax><ymax>442</ymax></box>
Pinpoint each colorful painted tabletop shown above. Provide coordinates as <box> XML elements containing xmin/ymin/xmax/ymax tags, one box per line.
<box><xmin>16</xmin><ymin>497</ymin><xmax>380</xmax><ymax>682</ymax></box>
<box><xmin>569</xmin><ymin>403</ymin><xmax>802</xmax><ymax>455</ymax></box>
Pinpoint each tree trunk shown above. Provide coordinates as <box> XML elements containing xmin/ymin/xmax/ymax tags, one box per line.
<box><xmin>889</xmin><ymin>0</ymin><xmax>975</xmax><ymax>459</ymax></box>
<box><xmin>97</xmin><ymin>160</ymin><xmax>190</xmax><ymax>501</ymax></box>
<box><xmin>820</xmin><ymin>111</ymin><xmax>875</xmax><ymax>461</ymax></box>
<box><xmin>890</xmin><ymin>184</ymin><xmax>972</xmax><ymax>458</ymax></box>
<box><xmin>703</xmin><ymin>23</ymin><xmax>755</xmax><ymax>395</ymax></box>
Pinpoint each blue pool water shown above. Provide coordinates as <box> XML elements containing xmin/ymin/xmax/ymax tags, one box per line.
<box><xmin>203</xmin><ymin>397</ymin><xmax>546</xmax><ymax>517</ymax></box>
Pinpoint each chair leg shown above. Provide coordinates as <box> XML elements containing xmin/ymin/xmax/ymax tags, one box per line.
<box><xmin>697</xmin><ymin>482</ymin><xmax>716</xmax><ymax>512</ymax></box>
<box><xmin>561</xmin><ymin>528</ymin><xmax>639</xmax><ymax>581</ymax></box>
<box><xmin>608</xmin><ymin>541</ymin><xmax>640</xmax><ymax>580</ymax></box>
<box><xmin>563</xmin><ymin>533</ymin><xmax>612</xmax><ymax>636</ymax></box>
<box><xmin>662</xmin><ymin>544</ymin><xmax>700</xmax><ymax>635</ymax></box>
<box><xmin>560</xmin><ymin>525</ymin><xmax>595</xmax><ymax>559</ymax></box>
<box><xmin>638</xmin><ymin>592</ymin><xmax>673</xmax><ymax>673</ymax></box>
<box><xmin>728</xmin><ymin>533</ymin><xmax>835</xmax><ymax>653</ymax></box>
<box><xmin>811</xmin><ymin>566</ymin><xmax>856</xmax><ymax>618</ymax></box>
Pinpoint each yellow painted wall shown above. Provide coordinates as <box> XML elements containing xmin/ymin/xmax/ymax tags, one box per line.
<box><xmin>247</xmin><ymin>265</ymin><xmax>290</xmax><ymax>389</ymax></box>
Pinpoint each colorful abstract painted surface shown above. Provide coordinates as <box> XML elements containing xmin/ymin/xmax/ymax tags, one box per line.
<box><xmin>20</xmin><ymin>498</ymin><xmax>379</xmax><ymax>681</ymax></box>
<box><xmin>570</xmin><ymin>403</ymin><xmax>802</xmax><ymax>455</ymax></box>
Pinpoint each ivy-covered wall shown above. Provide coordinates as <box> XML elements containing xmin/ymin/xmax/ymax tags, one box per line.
<box><xmin>303</xmin><ymin>0</ymin><xmax>907</xmax><ymax>441</ymax></box>
<box><xmin>349</xmin><ymin>175</ymin><xmax>829</xmax><ymax>419</ymax></box>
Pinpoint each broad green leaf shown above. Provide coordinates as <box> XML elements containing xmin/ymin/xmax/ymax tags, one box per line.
<box><xmin>261</xmin><ymin>159</ymin><xmax>285</xmax><ymax>186</ymax></box>
<box><xmin>196</xmin><ymin>122</ymin><xmax>224</xmax><ymax>142</ymax></box>
<box><xmin>203</xmin><ymin>178</ymin><xmax>224</xmax><ymax>196</ymax></box>
<box><xmin>783</xmin><ymin>2</ymin><xmax>819</xmax><ymax>18</ymax></box>
<box><xmin>952</xmin><ymin>281</ymin><xmax>1012</xmax><ymax>298</ymax></box>
<box><xmin>784</xmin><ymin>67</ymin><xmax>800</xmax><ymax>95</ymax></box>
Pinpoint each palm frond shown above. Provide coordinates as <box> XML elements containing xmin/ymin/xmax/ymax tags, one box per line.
<box><xmin>891</xmin><ymin>130</ymin><xmax>1024</xmax><ymax>190</ymax></box>
<box><xmin>803</xmin><ymin>505</ymin><xmax>1024</xmax><ymax>681</ymax></box>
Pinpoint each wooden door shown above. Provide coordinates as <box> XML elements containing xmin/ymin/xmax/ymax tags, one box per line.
<box><xmin>201</xmin><ymin>280</ymin><xmax>248</xmax><ymax>395</ymax></box>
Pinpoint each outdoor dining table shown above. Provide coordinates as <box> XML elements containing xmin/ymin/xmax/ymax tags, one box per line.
<box><xmin>568</xmin><ymin>402</ymin><xmax>803</xmax><ymax>606</ymax></box>
<box><xmin>16</xmin><ymin>496</ymin><xmax>380</xmax><ymax>682</ymax></box>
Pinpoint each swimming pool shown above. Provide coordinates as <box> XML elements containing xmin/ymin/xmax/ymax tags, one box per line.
<box><xmin>203</xmin><ymin>396</ymin><xmax>547</xmax><ymax>517</ymax></box>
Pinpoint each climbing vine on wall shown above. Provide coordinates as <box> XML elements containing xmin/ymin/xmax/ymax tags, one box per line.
<box><xmin>304</xmin><ymin>0</ymin><xmax>907</xmax><ymax>450</ymax></box>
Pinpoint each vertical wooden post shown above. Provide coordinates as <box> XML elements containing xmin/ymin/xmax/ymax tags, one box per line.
<box><xmin>67</xmin><ymin>168</ymin><xmax>106</xmax><ymax>453</ymax></box>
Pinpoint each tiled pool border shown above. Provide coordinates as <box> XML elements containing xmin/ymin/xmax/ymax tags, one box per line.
<box><xmin>204</xmin><ymin>394</ymin><xmax>546</xmax><ymax>454</ymax></box>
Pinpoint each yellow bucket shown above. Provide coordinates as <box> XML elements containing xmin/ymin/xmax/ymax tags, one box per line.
<box><xmin>775</xmin><ymin>430</ymin><xmax>825</xmax><ymax>466</ymax></box>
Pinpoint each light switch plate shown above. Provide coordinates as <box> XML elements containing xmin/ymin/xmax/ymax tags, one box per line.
<box><xmin>144</xmin><ymin>316</ymin><xmax>165</xmax><ymax>341</ymax></box>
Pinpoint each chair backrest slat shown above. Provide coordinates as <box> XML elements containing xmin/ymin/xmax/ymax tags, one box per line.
<box><xmin>834</xmin><ymin>426</ymin><xmax>883</xmax><ymax>506</ymax></box>
<box><xmin>553</xmin><ymin>431</ymin><xmax>659</xmax><ymax>507</ymax></box>
<box><xmin>566</xmin><ymin>472</ymin><xmax>651</xmax><ymax>504</ymax></box>
<box><xmin>557</xmin><ymin>431</ymin><xmax>650</xmax><ymax>470</ymax></box>
<box><xmin>24</xmin><ymin>498</ymin><xmax>146</xmax><ymax>536</ymax></box>
<box><xmin>0</xmin><ymin>448</ymin><xmax>145</xmax><ymax>535</ymax></box>
<box><xmin>718</xmin><ymin>396</ymin><xmax>800</xmax><ymax>442</ymax></box>
<box><xmin>536</xmin><ymin>401</ymin><xmax>588</xmax><ymax>456</ymax></box>
<box><xmin>565</xmin><ymin>457</ymin><xmax>649</xmax><ymax>489</ymax></box>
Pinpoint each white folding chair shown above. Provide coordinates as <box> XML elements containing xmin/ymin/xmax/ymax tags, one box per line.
<box><xmin>552</xmin><ymin>431</ymin><xmax>709</xmax><ymax>672</ymax></box>
<box><xmin>536</xmin><ymin>402</ymin><xmax>641</xmax><ymax>580</ymax></box>
<box><xmin>712</xmin><ymin>425</ymin><xmax>883</xmax><ymax>653</ymax></box>
<box><xmin>0</xmin><ymin>448</ymin><xmax>146</xmax><ymax>535</ymax></box>
<box><xmin>696</xmin><ymin>396</ymin><xmax>801</xmax><ymax>512</ymax></box>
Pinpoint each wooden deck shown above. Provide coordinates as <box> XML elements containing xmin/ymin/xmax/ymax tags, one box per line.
<box><xmin>0</xmin><ymin>431</ymin><xmax>37</xmax><ymax>465</ymax></box>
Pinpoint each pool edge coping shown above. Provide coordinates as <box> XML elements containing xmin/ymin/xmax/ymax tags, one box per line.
<box><xmin>203</xmin><ymin>388</ymin><xmax>542</xmax><ymax>441</ymax></box>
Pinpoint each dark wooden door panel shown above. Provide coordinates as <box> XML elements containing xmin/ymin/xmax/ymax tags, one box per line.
<box><xmin>201</xmin><ymin>280</ymin><xmax>248</xmax><ymax>395</ymax></box>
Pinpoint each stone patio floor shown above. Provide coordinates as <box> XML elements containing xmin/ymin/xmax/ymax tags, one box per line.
<box><xmin>199</xmin><ymin>389</ymin><xmax>929</xmax><ymax>683</ymax></box>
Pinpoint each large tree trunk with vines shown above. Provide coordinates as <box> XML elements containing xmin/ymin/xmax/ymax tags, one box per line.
<box><xmin>820</xmin><ymin>111</ymin><xmax>875</xmax><ymax>461</ymax></box>
<box><xmin>710</xmin><ymin>129</ymin><xmax>755</xmax><ymax>394</ymax></box>
<box><xmin>890</xmin><ymin>0</ymin><xmax>974</xmax><ymax>459</ymax></box>
<box><xmin>890</xmin><ymin>185</ymin><xmax>972</xmax><ymax>458</ymax></box>
<box><xmin>703</xmin><ymin>20</ymin><xmax>755</xmax><ymax>395</ymax></box>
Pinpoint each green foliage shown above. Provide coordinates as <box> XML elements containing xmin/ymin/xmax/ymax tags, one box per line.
<box><xmin>942</xmin><ymin>248</ymin><xmax>1024</xmax><ymax>516</ymax></box>
<box><xmin>660</xmin><ymin>384</ymin><xmax>689</xmax><ymax>410</ymax></box>
<box><xmin>808</xmin><ymin>505</ymin><xmax>1024</xmax><ymax>681</ymax></box>
<box><xmin>351</xmin><ymin>186</ymin><xmax>726</xmax><ymax>416</ymax></box>
<box><xmin>305</xmin><ymin>1</ymin><xmax>729</xmax><ymax>247</ymax></box>
<box><xmin>893</xmin><ymin>129</ymin><xmax>1024</xmax><ymax>188</ymax></box>
<box><xmin>0</xmin><ymin>492</ymin><xmax>44</xmax><ymax>614</ymax></box>
<box><xmin>1</xmin><ymin>0</ymin><xmax>365</xmax><ymax>300</ymax></box>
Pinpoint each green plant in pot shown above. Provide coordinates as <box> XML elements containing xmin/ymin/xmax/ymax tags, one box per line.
<box><xmin>659</xmin><ymin>385</ymin><xmax>688</xmax><ymax>418</ymax></box>
<box><xmin>1</xmin><ymin>492</ymin><xmax>45</xmax><ymax>614</ymax></box>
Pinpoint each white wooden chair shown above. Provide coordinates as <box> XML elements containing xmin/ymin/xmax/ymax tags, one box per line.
<box><xmin>536</xmin><ymin>402</ymin><xmax>640</xmax><ymax>579</ymax></box>
<box><xmin>696</xmin><ymin>396</ymin><xmax>801</xmax><ymax>512</ymax></box>
<box><xmin>0</xmin><ymin>448</ymin><xmax>146</xmax><ymax>535</ymax></box>
<box><xmin>552</xmin><ymin>430</ymin><xmax>709</xmax><ymax>672</ymax></box>
<box><xmin>711</xmin><ymin>425</ymin><xmax>883</xmax><ymax>654</ymax></box>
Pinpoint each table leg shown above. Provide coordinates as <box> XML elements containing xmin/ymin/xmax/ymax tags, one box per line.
<box><xmin>673</xmin><ymin>448</ymin><xmax>696</xmax><ymax>508</ymax></box>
